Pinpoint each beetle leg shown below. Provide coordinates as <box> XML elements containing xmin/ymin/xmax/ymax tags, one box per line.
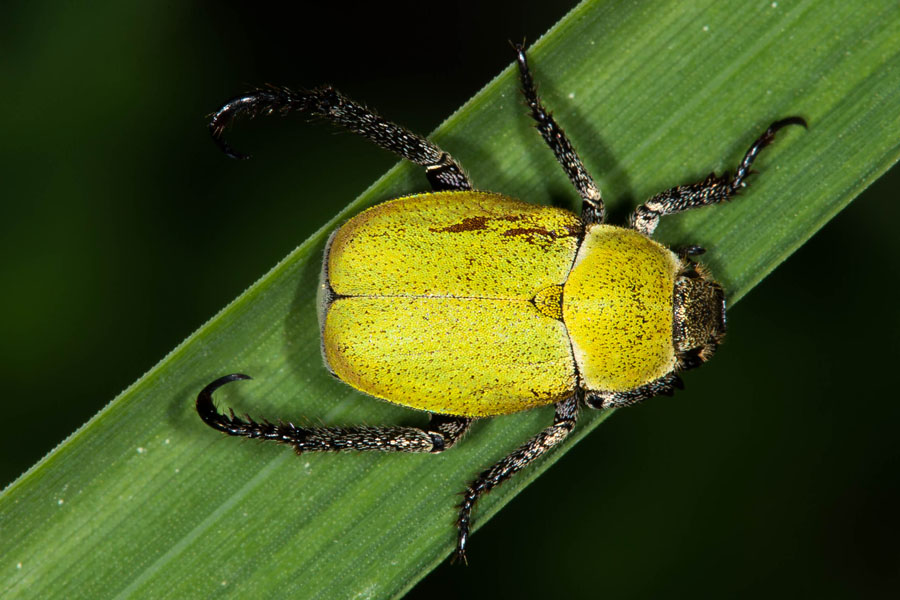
<box><xmin>209</xmin><ymin>86</ymin><xmax>472</xmax><ymax>192</ymax></box>
<box><xmin>197</xmin><ymin>374</ymin><xmax>471</xmax><ymax>453</ymax></box>
<box><xmin>514</xmin><ymin>44</ymin><xmax>605</xmax><ymax>224</ymax></box>
<box><xmin>584</xmin><ymin>372</ymin><xmax>685</xmax><ymax>410</ymax></box>
<box><xmin>675</xmin><ymin>245</ymin><xmax>706</xmax><ymax>259</ymax></box>
<box><xmin>427</xmin><ymin>413</ymin><xmax>473</xmax><ymax>452</ymax></box>
<box><xmin>630</xmin><ymin>117</ymin><xmax>807</xmax><ymax>236</ymax></box>
<box><xmin>455</xmin><ymin>393</ymin><xmax>579</xmax><ymax>563</ymax></box>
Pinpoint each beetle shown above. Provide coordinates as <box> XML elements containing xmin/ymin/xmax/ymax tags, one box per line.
<box><xmin>197</xmin><ymin>44</ymin><xmax>805</xmax><ymax>562</ymax></box>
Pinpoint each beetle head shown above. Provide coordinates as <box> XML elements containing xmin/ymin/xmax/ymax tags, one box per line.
<box><xmin>672</xmin><ymin>263</ymin><xmax>726</xmax><ymax>367</ymax></box>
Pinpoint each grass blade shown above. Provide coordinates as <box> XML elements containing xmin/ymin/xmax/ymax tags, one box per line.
<box><xmin>2</xmin><ymin>1</ymin><xmax>899</xmax><ymax>598</ymax></box>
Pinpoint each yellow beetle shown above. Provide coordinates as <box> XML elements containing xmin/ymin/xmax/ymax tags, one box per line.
<box><xmin>198</xmin><ymin>44</ymin><xmax>805</xmax><ymax>562</ymax></box>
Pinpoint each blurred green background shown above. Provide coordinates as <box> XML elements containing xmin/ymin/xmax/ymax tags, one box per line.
<box><xmin>1</xmin><ymin>0</ymin><xmax>898</xmax><ymax>597</ymax></box>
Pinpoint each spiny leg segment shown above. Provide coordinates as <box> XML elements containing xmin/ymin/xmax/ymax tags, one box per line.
<box><xmin>631</xmin><ymin>117</ymin><xmax>807</xmax><ymax>236</ymax></box>
<box><xmin>455</xmin><ymin>393</ymin><xmax>579</xmax><ymax>563</ymax></box>
<box><xmin>514</xmin><ymin>44</ymin><xmax>605</xmax><ymax>223</ymax></box>
<box><xmin>197</xmin><ymin>374</ymin><xmax>472</xmax><ymax>453</ymax></box>
<box><xmin>209</xmin><ymin>86</ymin><xmax>471</xmax><ymax>192</ymax></box>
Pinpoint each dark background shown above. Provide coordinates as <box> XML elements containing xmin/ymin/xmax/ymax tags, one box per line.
<box><xmin>2</xmin><ymin>1</ymin><xmax>898</xmax><ymax>597</ymax></box>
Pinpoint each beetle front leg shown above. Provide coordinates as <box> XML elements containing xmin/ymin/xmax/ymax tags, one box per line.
<box><xmin>209</xmin><ymin>86</ymin><xmax>472</xmax><ymax>192</ymax></box>
<box><xmin>514</xmin><ymin>44</ymin><xmax>605</xmax><ymax>223</ymax></box>
<box><xmin>197</xmin><ymin>374</ymin><xmax>471</xmax><ymax>453</ymax></box>
<box><xmin>455</xmin><ymin>393</ymin><xmax>579</xmax><ymax>563</ymax></box>
<box><xmin>630</xmin><ymin>117</ymin><xmax>807</xmax><ymax>236</ymax></box>
<box><xmin>584</xmin><ymin>372</ymin><xmax>684</xmax><ymax>410</ymax></box>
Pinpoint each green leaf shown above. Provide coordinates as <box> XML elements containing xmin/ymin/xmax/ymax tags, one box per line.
<box><xmin>3</xmin><ymin>1</ymin><xmax>899</xmax><ymax>598</ymax></box>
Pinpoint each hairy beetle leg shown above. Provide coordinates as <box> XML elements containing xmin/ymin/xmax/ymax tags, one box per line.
<box><xmin>514</xmin><ymin>44</ymin><xmax>605</xmax><ymax>224</ymax></box>
<box><xmin>209</xmin><ymin>85</ymin><xmax>472</xmax><ymax>192</ymax></box>
<box><xmin>630</xmin><ymin>117</ymin><xmax>808</xmax><ymax>236</ymax></box>
<box><xmin>197</xmin><ymin>376</ymin><xmax>472</xmax><ymax>453</ymax></box>
<box><xmin>455</xmin><ymin>393</ymin><xmax>579</xmax><ymax>563</ymax></box>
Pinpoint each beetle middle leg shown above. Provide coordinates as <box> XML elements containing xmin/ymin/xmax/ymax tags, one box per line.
<box><xmin>455</xmin><ymin>393</ymin><xmax>579</xmax><ymax>563</ymax></box>
<box><xmin>630</xmin><ymin>117</ymin><xmax>807</xmax><ymax>236</ymax></box>
<box><xmin>209</xmin><ymin>86</ymin><xmax>472</xmax><ymax>192</ymax></box>
<box><xmin>197</xmin><ymin>374</ymin><xmax>472</xmax><ymax>453</ymax></box>
<box><xmin>514</xmin><ymin>44</ymin><xmax>605</xmax><ymax>224</ymax></box>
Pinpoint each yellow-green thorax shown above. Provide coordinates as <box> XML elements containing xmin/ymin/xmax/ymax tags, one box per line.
<box><xmin>563</xmin><ymin>225</ymin><xmax>680</xmax><ymax>392</ymax></box>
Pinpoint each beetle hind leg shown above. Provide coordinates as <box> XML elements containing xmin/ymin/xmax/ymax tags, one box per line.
<box><xmin>455</xmin><ymin>393</ymin><xmax>579</xmax><ymax>563</ymax></box>
<box><xmin>209</xmin><ymin>85</ymin><xmax>472</xmax><ymax>192</ymax></box>
<box><xmin>197</xmin><ymin>374</ymin><xmax>471</xmax><ymax>453</ymax></box>
<box><xmin>514</xmin><ymin>44</ymin><xmax>605</xmax><ymax>223</ymax></box>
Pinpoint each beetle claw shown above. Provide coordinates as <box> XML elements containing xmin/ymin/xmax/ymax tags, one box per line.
<box><xmin>209</xmin><ymin>96</ymin><xmax>261</xmax><ymax>160</ymax></box>
<box><xmin>196</xmin><ymin>373</ymin><xmax>253</xmax><ymax>432</ymax></box>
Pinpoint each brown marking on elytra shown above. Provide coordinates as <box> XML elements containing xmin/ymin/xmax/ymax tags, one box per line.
<box><xmin>564</xmin><ymin>224</ymin><xmax>582</xmax><ymax>238</ymax></box>
<box><xmin>502</xmin><ymin>227</ymin><xmax>553</xmax><ymax>238</ymax></box>
<box><xmin>429</xmin><ymin>216</ymin><xmax>488</xmax><ymax>233</ymax></box>
<box><xmin>427</xmin><ymin>214</ymin><xmax>580</xmax><ymax>251</ymax></box>
<box><xmin>501</xmin><ymin>225</ymin><xmax>580</xmax><ymax>248</ymax></box>
<box><xmin>429</xmin><ymin>214</ymin><xmax>522</xmax><ymax>234</ymax></box>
